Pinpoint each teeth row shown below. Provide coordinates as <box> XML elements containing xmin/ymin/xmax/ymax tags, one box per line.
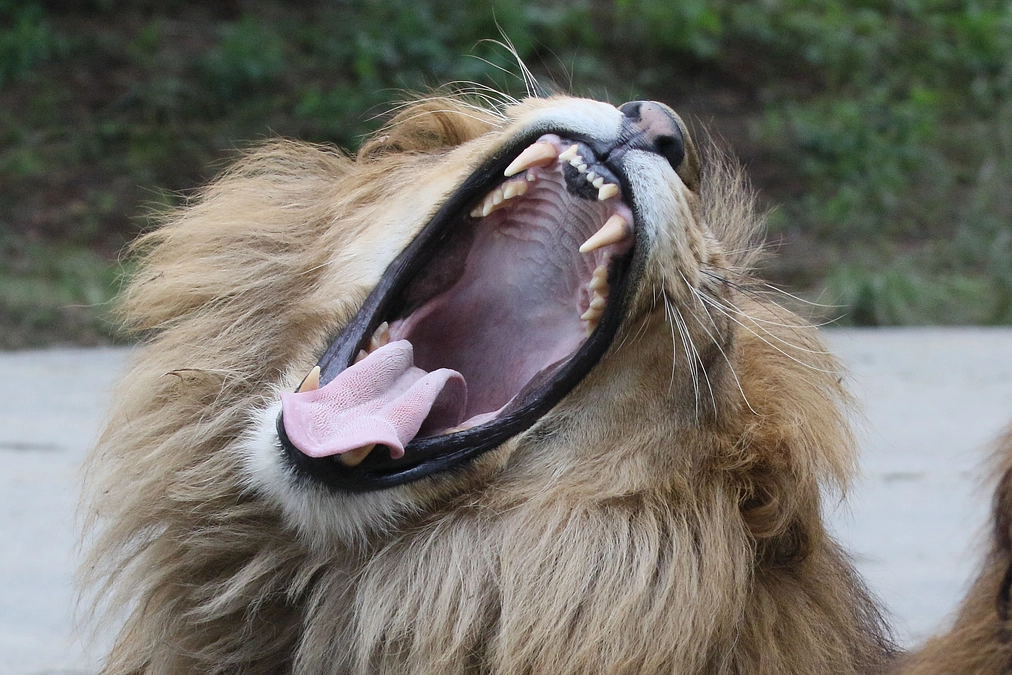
<box><xmin>581</xmin><ymin>265</ymin><xmax>609</xmax><ymax>335</ymax></box>
<box><xmin>354</xmin><ymin>321</ymin><xmax>391</xmax><ymax>365</ymax></box>
<box><xmin>559</xmin><ymin>144</ymin><xmax>620</xmax><ymax>201</ymax></box>
<box><xmin>579</xmin><ymin>213</ymin><xmax>630</xmax><ymax>254</ymax></box>
<box><xmin>472</xmin><ymin>141</ymin><xmax>622</xmax><ymax>221</ymax></box>
<box><xmin>470</xmin><ymin>178</ymin><xmax>529</xmax><ymax>218</ymax></box>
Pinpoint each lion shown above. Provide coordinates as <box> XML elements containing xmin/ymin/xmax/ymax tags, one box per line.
<box><xmin>79</xmin><ymin>91</ymin><xmax>1012</xmax><ymax>674</ymax></box>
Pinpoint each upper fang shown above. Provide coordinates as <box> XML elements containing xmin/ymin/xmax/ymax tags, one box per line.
<box><xmin>504</xmin><ymin>142</ymin><xmax>559</xmax><ymax>177</ymax></box>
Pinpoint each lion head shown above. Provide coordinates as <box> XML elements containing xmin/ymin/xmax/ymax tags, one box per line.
<box><xmin>82</xmin><ymin>94</ymin><xmax>893</xmax><ymax>674</ymax></box>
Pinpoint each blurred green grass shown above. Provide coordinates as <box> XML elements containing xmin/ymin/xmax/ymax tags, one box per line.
<box><xmin>2</xmin><ymin>0</ymin><xmax>1011</xmax><ymax>347</ymax></box>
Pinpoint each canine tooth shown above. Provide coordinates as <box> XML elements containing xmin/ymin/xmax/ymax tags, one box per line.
<box><xmin>339</xmin><ymin>444</ymin><xmax>375</xmax><ymax>467</ymax></box>
<box><xmin>576</xmin><ymin>162</ymin><xmax>588</xmax><ymax>173</ymax></box>
<box><xmin>592</xmin><ymin>177</ymin><xmax>604</xmax><ymax>189</ymax></box>
<box><xmin>504</xmin><ymin>142</ymin><xmax>558</xmax><ymax>177</ymax></box>
<box><xmin>369</xmin><ymin>321</ymin><xmax>390</xmax><ymax>352</ymax></box>
<box><xmin>297</xmin><ymin>366</ymin><xmax>320</xmax><ymax>393</ymax></box>
<box><xmin>598</xmin><ymin>183</ymin><xmax>619</xmax><ymax>201</ymax></box>
<box><xmin>587</xmin><ymin>171</ymin><xmax>598</xmax><ymax>182</ymax></box>
<box><xmin>558</xmin><ymin>145</ymin><xmax>579</xmax><ymax>162</ymax></box>
<box><xmin>579</xmin><ymin>214</ymin><xmax>629</xmax><ymax>253</ymax></box>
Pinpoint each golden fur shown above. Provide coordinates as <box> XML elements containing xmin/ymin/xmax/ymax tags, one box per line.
<box><xmin>893</xmin><ymin>426</ymin><xmax>1012</xmax><ymax>674</ymax></box>
<box><xmin>76</xmin><ymin>93</ymin><xmax>961</xmax><ymax>674</ymax></box>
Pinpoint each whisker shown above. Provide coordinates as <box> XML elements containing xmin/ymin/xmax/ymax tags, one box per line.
<box><xmin>671</xmin><ymin>299</ymin><xmax>717</xmax><ymax>419</ymax></box>
<box><xmin>696</xmin><ymin>290</ymin><xmax>834</xmax><ymax>356</ymax></box>
<box><xmin>680</xmin><ymin>275</ymin><xmax>761</xmax><ymax>416</ymax></box>
<box><xmin>701</xmin><ymin>268</ymin><xmax>841</xmax><ymax>310</ymax></box>
<box><xmin>660</xmin><ymin>290</ymin><xmax>679</xmax><ymax>392</ymax></box>
<box><xmin>694</xmin><ymin>293</ymin><xmax>836</xmax><ymax>374</ymax></box>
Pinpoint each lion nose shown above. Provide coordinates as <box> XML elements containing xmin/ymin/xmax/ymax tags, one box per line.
<box><xmin>618</xmin><ymin>100</ymin><xmax>686</xmax><ymax>172</ymax></box>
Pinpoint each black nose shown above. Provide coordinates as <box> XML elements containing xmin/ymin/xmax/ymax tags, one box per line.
<box><xmin>619</xmin><ymin>100</ymin><xmax>686</xmax><ymax>171</ymax></box>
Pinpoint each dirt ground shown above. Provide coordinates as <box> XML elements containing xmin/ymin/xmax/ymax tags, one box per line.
<box><xmin>2</xmin><ymin>328</ymin><xmax>1011</xmax><ymax>673</ymax></box>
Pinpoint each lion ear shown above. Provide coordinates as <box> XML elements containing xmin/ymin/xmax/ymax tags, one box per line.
<box><xmin>358</xmin><ymin>97</ymin><xmax>501</xmax><ymax>159</ymax></box>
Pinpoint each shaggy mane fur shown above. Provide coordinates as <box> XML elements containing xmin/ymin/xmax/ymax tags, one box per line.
<box><xmin>80</xmin><ymin>93</ymin><xmax>1006</xmax><ymax>675</ymax></box>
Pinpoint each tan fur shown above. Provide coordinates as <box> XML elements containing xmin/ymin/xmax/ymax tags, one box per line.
<box><xmin>81</xmin><ymin>94</ymin><xmax>897</xmax><ymax>674</ymax></box>
<box><xmin>892</xmin><ymin>426</ymin><xmax>1012</xmax><ymax>675</ymax></box>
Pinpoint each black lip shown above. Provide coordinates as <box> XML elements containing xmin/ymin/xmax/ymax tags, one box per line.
<box><xmin>278</xmin><ymin>129</ymin><xmax>645</xmax><ymax>492</ymax></box>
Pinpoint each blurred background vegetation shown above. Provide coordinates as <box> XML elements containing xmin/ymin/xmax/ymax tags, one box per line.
<box><xmin>2</xmin><ymin>0</ymin><xmax>1011</xmax><ymax>347</ymax></box>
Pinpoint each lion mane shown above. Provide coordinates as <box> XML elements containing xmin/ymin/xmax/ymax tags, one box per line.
<box><xmin>80</xmin><ymin>93</ymin><xmax>1011</xmax><ymax>674</ymax></box>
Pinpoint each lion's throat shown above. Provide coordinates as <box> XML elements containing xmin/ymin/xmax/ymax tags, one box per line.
<box><xmin>280</xmin><ymin>341</ymin><xmax>467</xmax><ymax>459</ymax></box>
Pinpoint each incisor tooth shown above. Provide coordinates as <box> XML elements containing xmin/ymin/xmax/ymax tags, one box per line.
<box><xmin>587</xmin><ymin>171</ymin><xmax>598</xmax><ymax>182</ymax></box>
<box><xmin>339</xmin><ymin>444</ymin><xmax>375</xmax><ymax>467</ymax></box>
<box><xmin>579</xmin><ymin>214</ymin><xmax>629</xmax><ymax>253</ymax></box>
<box><xmin>598</xmin><ymin>183</ymin><xmax>619</xmax><ymax>201</ymax></box>
<box><xmin>504</xmin><ymin>142</ymin><xmax>559</xmax><ymax>177</ymax></box>
<box><xmin>592</xmin><ymin>177</ymin><xmax>604</xmax><ymax>189</ymax></box>
<box><xmin>558</xmin><ymin>145</ymin><xmax>579</xmax><ymax>162</ymax></box>
<box><xmin>576</xmin><ymin>162</ymin><xmax>588</xmax><ymax>173</ymax></box>
<box><xmin>297</xmin><ymin>366</ymin><xmax>320</xmax><ymax>393</ymax></box>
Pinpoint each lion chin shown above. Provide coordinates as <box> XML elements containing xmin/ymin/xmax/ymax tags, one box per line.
<box><xmin>80</xmin><ymin>93</ymin><xmax>1012</xmax><ymax>674</ymax></box>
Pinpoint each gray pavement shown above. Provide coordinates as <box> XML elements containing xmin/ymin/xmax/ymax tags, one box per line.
<box><xmin>2</xmin><ymin>328</ymin><xmax>1012</xmax><ymax>673</ymax></box>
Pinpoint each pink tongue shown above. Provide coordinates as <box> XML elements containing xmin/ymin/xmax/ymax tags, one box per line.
<box><xmin>280</xmin><ymin>340</ymin><xmax>467</xmax><ymax>460</ymax></box>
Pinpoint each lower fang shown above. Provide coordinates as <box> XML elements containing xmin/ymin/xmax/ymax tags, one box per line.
<box><xmin>579</xmin><ymin>214</ymin><xmax>629</xmax><ymax>253</ymax></box>
<box><xmin>339</xmin><ymin>444</ymin><xmax>375</xmax><ymax>467</ymax></box>
<box><xmin>297</xmin><ymin>366</ymin><xmax>321</xmax><ymax>393</ymax></box>
<box><xmin>598</xmin><ymin>183</ymin><xmax>619</xmax><ymax>201</ymax></box>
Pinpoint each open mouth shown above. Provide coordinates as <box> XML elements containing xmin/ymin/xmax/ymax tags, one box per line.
<box><xmin>277</xmin><ymin>132</ymin><xmax>640</xmax><ymax>490</ymax></box>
